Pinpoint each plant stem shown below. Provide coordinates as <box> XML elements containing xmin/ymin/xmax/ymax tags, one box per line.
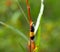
<box><xmin>34</xmin><ymin>0</ymin><xmax>44</xmax><ymax>35</ymax></box>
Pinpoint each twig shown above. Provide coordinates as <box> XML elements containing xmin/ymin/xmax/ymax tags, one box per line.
<box><xmin>26</xmin><ymin>0</ymin><xmax>35</xmax><ymax>52</ymax></box>
<box><xmin>26</xmin><ymin>0</ymin><xmax>31</xmax><ymax>51</ymax></box>
<box><xmin>26</xmin><ymin>0</ymin><xmax>32</xmax><ymax>24</ymax></box>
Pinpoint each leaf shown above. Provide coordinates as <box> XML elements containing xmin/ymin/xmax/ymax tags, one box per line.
<box><xmin>35</xmin><ymin>26</ymin><xmax>41</xmax><ymax>52</ymax></box>
<box><xmin>0</xmin><ymin>22</ymin><xmax>28</xmax><ymax>42</ymax></box>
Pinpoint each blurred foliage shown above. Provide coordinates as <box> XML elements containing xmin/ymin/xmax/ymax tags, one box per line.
<box><xmin>0</xmin><ymin>0</ymin><xmax>60</xmax><ymax>52</ymax></box>
<box><xmin>40</xmin><ymin>0</ymin><xmax>60</xmax><ymax>52</ymax></box>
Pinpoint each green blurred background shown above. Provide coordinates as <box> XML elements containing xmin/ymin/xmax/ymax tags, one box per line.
<box><xmin>0</xmin><ymin>0</ymin><xmax>60</xmax><ymax>52</ymax></box>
